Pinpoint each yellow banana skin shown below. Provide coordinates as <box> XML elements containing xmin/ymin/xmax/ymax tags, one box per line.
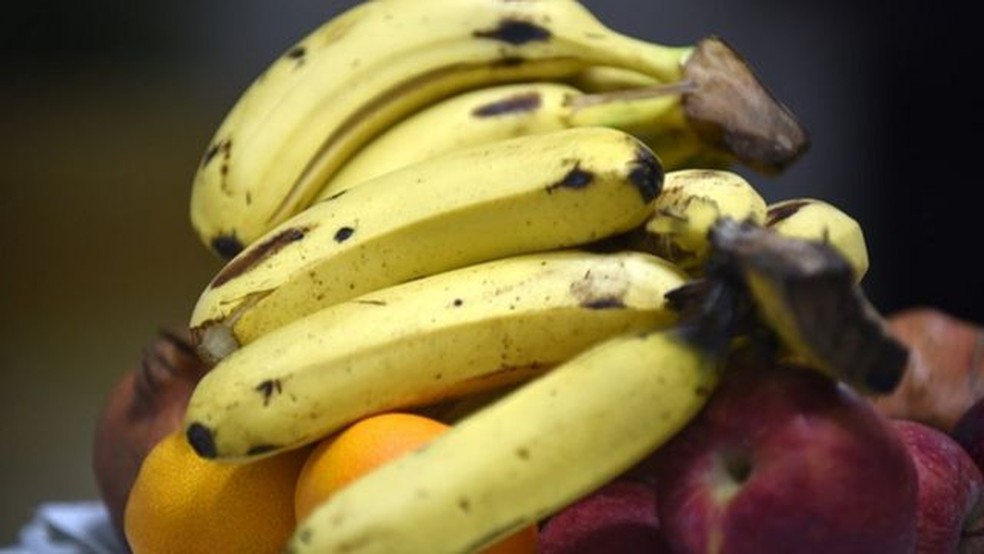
<box><xmin>285</xmin><ymin>327</ymin><xmax>720</xmax><ymax>554</ymax></box>
<box><xmin>189</xmin><ymin>127</ymin><xmax>663</xmax><ymax>363</ymax></box>
<box><xmin>183</xmin><ymin>249</ymin><xmax>689</xmax><ymax>462</ymax></box>
<box><xmin>636</xmin><ymin>168</ymin><xmax>768</xmax><ymax>274</ymax></box>
<box><xmin>189</xmin><ymin>0</ymin><xmax>692</xmax><ymax>258</ymax></box>
<box><xmin>765</xmin><ymin>197</ymin><xmax>869</xmax><ymax>283</ymax></box>
<box><xmin>320</xmin><ymin>81</ymin><xmax>710</xmax><ymax>196</ymax></box>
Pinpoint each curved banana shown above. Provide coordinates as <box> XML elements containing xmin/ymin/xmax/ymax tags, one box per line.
<box><xmin>565</xmin><ymin>65</ymin><xmax>661</xmax><ymax>93</ymax></box>
<box><xmin>189</xmin><ymin>127</ymin><xmax>662</xmax><ymax>363</ymax></box>
<box><xmin>630</xmin><ymin>168</ymin><xmax>768</xmax><ymax>274</ymax></box>
<box><xmin>285</xmin><ymin>326</ymin><xmax>721</xmax><ymax>554</ymax></box>
<box><xmin>319</xmin><ymin>81</ymin><xmax>709</xmax><ymax>196</ymax></box>
<box><xmin>183</xmin><ymin>249</ymin><xmax>689</xmax><ymax>462</ymax></box>
<box><xmin>765</xmin><ymin>197</ymin><xmax>869</xmax><ymax>282</ymax></box>
<box><xmin>189</xmin><ymin>0</ymin><xmax>695</xmax><ymax>258</ymax></box>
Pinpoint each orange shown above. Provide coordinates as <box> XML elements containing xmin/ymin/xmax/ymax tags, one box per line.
<box><xmin>123</xmin><ymin>429</ymin><xmax>309</xmax><ymax>554</ymax></box>
<box><xmin>294</xmin><ymin>411</ymin><xmax>539</xmax><ymax>553</ymax></box>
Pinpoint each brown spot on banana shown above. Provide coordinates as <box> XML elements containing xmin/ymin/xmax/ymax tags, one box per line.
<box><xmin>569</xmin><ymin>266</ymin><xmax>631</xmax><ymax>309</ymax></box>
<box><xmin>255</xmin><ymin>378</ymin><xmax>284</xmax><ymax>407</ymax></box>
<box><xmin>472</xmin><ymin>18</ymin><xmax>552</xmax><ymax>45</ymax></box>
<box><xmin>333</xmin><ymin>226</ymin><xmax>355</xmax><ymax>243</ymax></box>
<box><xmin>472</xmin><ymin>91</ymin><xmax>542</xmax><ymax>117</ymax></box>
<box><xmin>285</xmin><ymin>45</ymin><xmax>306</xmax><ymax>68</ymax></box>
<box><xmin>209</xmin><ymin>226</ymin><xmax>311</xmax><ymax>288</ymax></box>
<box><xmin>547</xmin><ymin>163</ymin><xmax>594</xmax><ymax>192</ymax></box>
<box><xmin>765</xmin><ymin>199</ymin><xmax>811</xmax><ymax>226</ymax></box>
<box><xmin>628</xmin><ymin>147</ymin><xmax>664</xmax><ymax>202</ymax></box>
<box><xmin>246</xmin><ymin>444</ymin><xmax>281</xmax><ymax>457</ymax></box>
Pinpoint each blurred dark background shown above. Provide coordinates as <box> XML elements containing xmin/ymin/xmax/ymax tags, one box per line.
<box><xmin>1</xmin><ymin>0</ymin><xmax>979</xmax><ymax>542</ymax></box>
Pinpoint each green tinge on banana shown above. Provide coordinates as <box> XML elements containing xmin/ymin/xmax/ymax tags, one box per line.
<box><xmin>285</xmin><ymin>327</ymin><xmax>721</xmax><ymax>554</ymax></box>
<box><xmin>183</xmin><ymin>249</ymin><xmax>689</xmax><ymax>462</ymax></box>
<box><xmin>189</xmin><ymin>0</ymin><xmax>694</xmax><ymax>259</ymax></box>
<box><xmin>635</xmin><ymin>168</ymin><xmax>768</xmax><ymax>274</ymax></box>
<box><xmin>319</xmin><ymin>81</ymin><xmax>707</xmax><ymax>196</ymax></box>
<box><xmin>189</xmin><ymin>127</ymin><xmax>663</xmax><ymax>363</ymax></box>
<box><xmin>765</xmin><ymin>197</ymin><xmax>869</xmax><ymax>283</ymax></box>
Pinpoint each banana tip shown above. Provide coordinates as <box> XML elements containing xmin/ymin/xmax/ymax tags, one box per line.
<box><xmin>186</xmin><ymin>422</ymin><xmax>218</xmax><ymax>459</ymax></box>
<box><xmin>211</xmin><ymin>234</ymin><xmax>245</xmax><ymax>260</ymax></box>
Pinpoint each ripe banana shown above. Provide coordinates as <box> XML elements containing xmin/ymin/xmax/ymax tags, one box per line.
<box><xmin>189</xmin><ymin>127</ymin><xmax>662</xmax><ymax>363</ymax></box>
<box><xmin>189</xmin><ymin>0</ymin><xmax>695</xmax><ymax>259</ymax></box>
<box><xmin>565</xmin><ymin>65</ymin><xmax>661</xmax><ymax>93</ymax></box>
<box><xmin>285</xmin><ymin>326</ymin><xmax>722</xmax><ymax>554</ymax></box>
<box><xmin>630</xmin><ymin>168</ymin><xmax>768</xmax><ymax>274</ymax></box>
<box><xmin>319</xmin><ymin>81</ymin><xmax>713</xmax><ymax>196</ymax></box>
<box><xmin>765</xmin><ymin>197</ymin><xmax>869</xmax><ymax>282</ymax></box>
<box><xmin>708</xmin><ymin>218</ymin><xmax>908</xmax><ymax>395</ymax></box>
<box><xmin>183</xmin><ymin>249</ymin><xmax>689</xmax><ymax>462</ymax></box>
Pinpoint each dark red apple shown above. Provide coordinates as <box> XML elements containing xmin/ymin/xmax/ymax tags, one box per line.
<box><xmin>953</xmin><ymin>397</ymin><xmax>984</xmax><ymax>475</ymax></box>
<box><xmin>646</xmin><ymin>361</ymin><xmax>919</xmax><ymax>554</ymax></box>
<box><xmin>892</xmin><ymin>418</ymin><xmax>984</xmax><ymax>553</ymax></box>
<box><xmin>91</xmin><ymin>329</ymin><xmax>208</xmax><ymax>545</ymax></box>
<box><xmin>539</xmin><ymin>479</ymin><xmax>669</xmax><ymax>553</ymax></box>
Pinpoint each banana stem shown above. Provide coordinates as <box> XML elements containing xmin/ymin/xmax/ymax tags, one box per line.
<box><xmin>681</xmin><ymin>37</ymin><xmax>810</xmax><ymax>173</ymax></box>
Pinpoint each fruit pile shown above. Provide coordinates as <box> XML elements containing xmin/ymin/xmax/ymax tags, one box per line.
<box><xmin>92</xmin><ymin>0</ymin><xmax>984</xmax><ymax>552</ymax></box>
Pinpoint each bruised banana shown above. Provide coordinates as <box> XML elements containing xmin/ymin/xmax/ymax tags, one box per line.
<box><xmin>319</xmin><ymin>81</ymin><xmax>716</xmax><ymax>196</ymax></box>
<box><xmin>708</xmin><ymin>218</ymin><xmax>908</xmax><ymax>395</ymax></box>
<box><xmin>190</xmin><ymin>0</ymin><xmax>807</xmax><ymax>259</ymax></box>
<box><xmin>285</xmin><ymin>326</ymin><xmax>722</xmax><ymax>554</ymax></box>
<box><xmin>189</xmin><ymin>127</ymin><xmax>662</xmax><ymax>363</ymax></box>
<box><xmin>183</xmin><ymin>249</ymin><xmax>689</xmax><ymax>462</ymax></box>
<box><xmin>765</xmin><ymin>197</ymin><xmax>869</xmax><ymax>282</ymax></box>
<box><xmin>629</xmin><ymin>168</ymin><xmax>768</xmax><ymax>274</ymax></box>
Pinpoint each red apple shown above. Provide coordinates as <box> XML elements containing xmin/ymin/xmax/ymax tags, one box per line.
<box><xmin>953</xmin><ymin>397</ymin><xmax>984</xmax><ymax>476</ymax></box>
<box><xmin>646</xmin><ymin>361</ymin><xmax>918</xmax><ymax>554</ymax></box>
<box><xmin>539</xmin><ymin>479</ymin><xmax>669</xmax><ymax>553</ymax></box>
<box><xmin>91</xmin><ymin>329</ymin><xmax>208</xmax><ymax>544</ymax></box>
<box><xmin>892</xmin><ymin>418</ymin><xmax>984</xmax><ymax>553</ymax></box>
<box><xmin>871</xmin><ymin>307</ymin><xmax>984</xmax><ymax>432</ymax></box>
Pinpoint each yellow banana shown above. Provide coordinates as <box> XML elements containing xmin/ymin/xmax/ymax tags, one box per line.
<box><xmin>189</xmin><ymin>127</ymin><xmax>662</xmax><ymax>363</ymax></box>
<box><xmin>565</xmin><ymin>65</ymin><xmax>661</xmax><ymax>93</ymax></box>
<box><xmin>189</xmin><ymin>0</ymin><xmax>807</xmax><ymax>259</ymax></box>
<box><xmin>632</xmin><ymin>168</ymin><xmax>768</xmax><ymax>274</ymax></box>
<box><xmin>285</xmin><ymin>326</ymin><xmax>721</xmax><ymax>554</ymax></box>
<box><xmin>183</xmin><ymin>249</ymin><xmax>689</xmax><ymax>462</ymax></box>
<box><xmin>765</xmin><ymin>197</ymin><xmax>869</xmax><ymax>282</ymax></box>
<box><xmin>319</xmin><ymin>81</ymin><xmax>710</xmax><ymax>196</ymax></box>
<box><xmin>189</xmin><ymin>0</ymin><xmax>693</xmax><ymax>258</ymax></box>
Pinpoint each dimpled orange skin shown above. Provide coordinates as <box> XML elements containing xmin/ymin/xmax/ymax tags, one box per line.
<box><xmin>124</xmin><ymin>430</ymin><xmax>310</xmax><ymax>554</ymax></box>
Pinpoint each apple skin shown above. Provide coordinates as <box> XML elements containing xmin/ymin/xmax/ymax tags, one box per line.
<box><xmin>953</xmin><ymin>397</ymin><xmax>984</xmax><ymax>476</ymax></box>
<box><xmin>91</xmin><ymin>329</ymin><xmax>208</xmax><ymax>546</ymax></box>
<box><xmin>872</xmin><ymin>307</ymin><xmax>984</xmax><ymax>432</ymax></box>
<box><xmin>891</xmin><ymin>418</ymin><xmax>984</xmax><ymax>553</ymax></box>
<box><xmin>646</xmin><ymin>361</ymin><xmax>919</xmax><ymax>554</ymax></box>
<box><xmin>538</xmin><ymin>479</ymin><xmax>670</xmax><ymax>554</ymax></box>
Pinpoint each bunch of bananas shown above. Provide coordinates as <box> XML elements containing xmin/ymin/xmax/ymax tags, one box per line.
<box><xmin>179</xmin><ymin>1</ymin><xmax>904</xmax><ymax>552</ymax></box>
